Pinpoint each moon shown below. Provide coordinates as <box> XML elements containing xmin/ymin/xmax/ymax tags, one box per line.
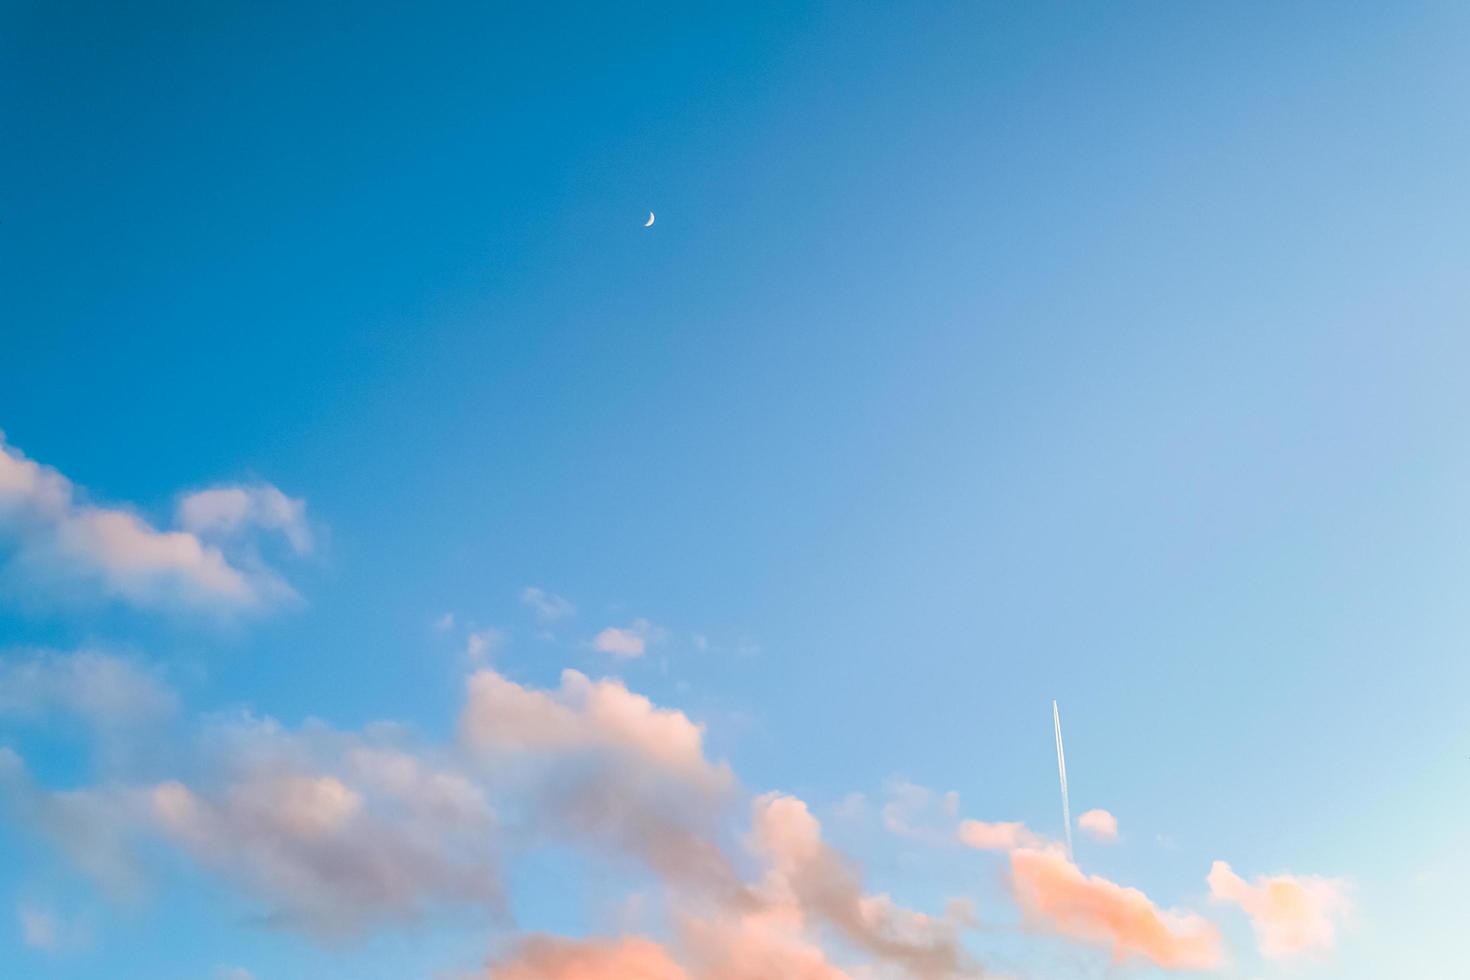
<box><xmin>644</xmin><ymin>211</ymin><xmax>655</xmax><ymax>227</ymax></box>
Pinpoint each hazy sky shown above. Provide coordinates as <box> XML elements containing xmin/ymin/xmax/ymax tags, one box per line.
<box><xmin>2</xmin><ymin>3</ymin><xmax>1467</xmax><ymax>978</ymax></box>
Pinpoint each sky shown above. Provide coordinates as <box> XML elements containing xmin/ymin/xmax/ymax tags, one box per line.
<box><xmin>1</xmin><ymin>2</ymin><xmax>1468</xmax><ymax>978</ymax></box>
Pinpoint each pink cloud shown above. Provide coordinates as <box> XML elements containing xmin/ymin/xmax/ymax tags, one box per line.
<box><xmin>460</xmin><ymin>667</ymin><xmax>730</xmax><ymax>792</ymax></box>
<box><xmin>0</xmin><ymin>434</ymin><xmax>305</xmax><ymax>614</ymax></box>
<box><xmin>1010</xmin><ymin>847</ymin><xmax>1222</xmax><ymax>970</ymax></box>
<box><xmin>140</xmin><ymin>716</ymin><xmax>500</xmax><ymax>936</ymax></box>
<box><xmin>487</xmin><ymin>936</ymin><xmax>688</xmax><ymax>980</ymax></box>
<box><xmin>956</xmin><ymin>819</ymin><xmax>1051</xmax><ymax>853</ymax></box>
<box><xmin>679</xmin><ymin>908</ymin><xmax>852</xmax><ymax>980</ymax></box>
<box><xmin>591</xmin><ymin>618</ymin><xmax>664</xmax><ymax>658</ymax></box>
<box><xmin>750</xmin><ymin>793</ymin><xmax>972</xmax><ymax>978</ymax></box>
<box><xmin>1207</xmin><ymin>860</ymin><xmax>1349</xmax><ymax>959</ymax></box>
<box><xmin>1077</xmin><ymin>808</ymin><xmax>1119</xmax><ymax>842</ymax></box>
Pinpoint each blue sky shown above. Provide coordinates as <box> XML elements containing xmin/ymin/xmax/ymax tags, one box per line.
<box><xmin>2</xmin><ymin>3</ymin><xmax>1467</xmax><ymax>978</ymax></box>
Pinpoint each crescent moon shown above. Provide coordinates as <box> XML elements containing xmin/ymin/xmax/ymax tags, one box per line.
<box><xmin>644</xmin><ymin>211</ymin><xmax>656</xmax><ymax>227</ymax></box>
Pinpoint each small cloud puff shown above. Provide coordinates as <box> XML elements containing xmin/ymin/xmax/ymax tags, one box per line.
<box><xmin>592</xmin><ymin>618</ymin><xmax>664</xmax><ymax>659</ymax></box>
<box><xmin>1076</xmin><ymin>808</ymin><xmax>1119</xmax><ymax>842</ymax></box>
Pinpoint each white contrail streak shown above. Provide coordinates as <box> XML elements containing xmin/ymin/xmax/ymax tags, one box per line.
<box><xmin>1053</xmin><ymin>699</ymin><xmax>1073</xmax><ymax>862</ymax></box>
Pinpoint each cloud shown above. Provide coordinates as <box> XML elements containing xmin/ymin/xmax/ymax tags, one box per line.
<box><xmin>956</xmin><ymin>819</ymin><xmax>1051</xmax><ymax>853</ymax></box>
<box><xmin>678</xmin><ymin>906</ymin><xmax>852</xmax><ymax>980</ymax></box>
<box><xmin>484</xmin><ymin>909</ymin><xmax>854</xmax><ymax>980</ymax></box>
<box><xmin>17</xmin><ymin>903</ymin><xmax>59</xmax><ymax>951</ymax></box>
<box><xmin>1207</xmin><ymin>861</ymin><xmax>1349</xmax><ymax>959</ymax></box>
<box><xmin>176</xmin><ymin>484</ymin><xmax>312</xmax><ymax>556</ymax></box>
<box><xmin>881</xmin><ymin>781</ymin><xmax>960</xmax><ymax>843</ymax></box>
<box><xmin>751</xmin><ymin>793</ymin><xmax>973</xmax><ymax>978</ymax></box>
<box><xmin>466</xmin><ymin>628</ymin><xmax>505</xmax><ymax>663</ymax></box>
<box><xmin>1009</xmin><ymin>847</ymin><xmax>1222</xmax><ymax>970</ymax></box>
<box><xmin>1076</xmin><ymin>809</ymin><xmax>1119</xmax><ymax>843</ymax></box>
<box><xmin>519</xmin><ymin>587</ymin><xmax>576</xmax><ymax>624</ymax></box>
<box><xmin>144</xmin><ymin>717</ymin><xmax>500</xmax><ymax>936</ymax></box>
<box><xmin>0</xmin><ymin>753</ymin><xmax>146</xmax><ymax>896</ymax></box>
<box><xmin>0</xmin><ymin>649</ymin><xmax>177</xmax><ymax>730</ymax></box>
<box><xmin>0</xmin><ymin>434</ymin><xmax>305</xmax><ymax>615</ymax></box>
<box><xmin>957</xmin><ymin>814</ymin><xmax>1219</xmax><ymax>970</ymax></box>
<box><xmin>486</xmin><ymin>935</ymin><xmax>688</xmax><ymax>980</ymax></box>
<box><xmin>592</xmin><ymin>618</ymin><xmax>664</xmax><ymax>659</ymax></box>
<box><xmin>460</xmin><ymin>667</ymin><xmax>730</xmax><ymax>794</ymax></box>
<box><xmin>6</xmin><ymin>647</ymin><xmax>1353</xmax><ymax>978</ymax></box>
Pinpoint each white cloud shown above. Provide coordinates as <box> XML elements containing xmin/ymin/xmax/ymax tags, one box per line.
<box><xmin>177</xmin><ymin>484</ymin><xmax>312</xmax><ymax>556</ymax></box>
<box><xmin>519</xmin><ymin>587</ymin><xmax>575</xmax><ymax>623</ymax></box>
<box><xmin>0</xmin><ymin>434</ymin><xmax>306</xmax><ymax>615</ymax></box>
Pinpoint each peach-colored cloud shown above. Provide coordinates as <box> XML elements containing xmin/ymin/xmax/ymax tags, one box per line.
<box><xmin>591</xmin><ymin>619</ymin><xmax>663</xmax><ymax>658</ymax></box>
<box><xmin>461</xmin><ymin>668</ymin><xmax>730</xmax><ymax>792</ymax></box>
<box><xmin>1077</xmin><ymin>808</ymin><xmax>1119</xmax><ymax>842</ymax></box>
<box><xmin>957</xmin><ymin>819</ymin><xmax>1050</xmax><ymax>853</ymax></box>
<box><xmin>1207</xmin><ymin>860</ymin><xmax>1349</xmax><ymax>959</ymax></box>
<box><xmin>1009</xmin><ymin>847</ymin><xmax>1222</xmax><ymax>970</ymax></box>
<box><xmin>0</xmin><ymin>434</ymin><xmax>304</xmax><ymax>614</ymax></box>
<box><xmin>487</xmin><ymin>936</ymin><xmax>688</xmax><ymax>980</ymax></box>
<box><xmin>680</xmin><ymin>908</ymin><xmax>852</xmax><ymax>980</ymax></box>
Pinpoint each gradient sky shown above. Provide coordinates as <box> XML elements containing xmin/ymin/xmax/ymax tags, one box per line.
<box><xmin>2</xmin><ymin>3</ymin><xmax>1467</xmax><ymax>978</ymax></box>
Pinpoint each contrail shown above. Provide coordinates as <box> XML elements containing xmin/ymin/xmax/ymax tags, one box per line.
<box><xmin>1053</xmin><ymin>699</ymin><xmax>1073</xmax><ymax>862</ymax></box>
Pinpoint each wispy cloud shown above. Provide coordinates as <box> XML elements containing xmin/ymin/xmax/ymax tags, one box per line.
<box><xmin>17</xmin><ymin>903</ymin><xmax>59</xmax><ymax>951</ymax></box>
<box><xmin>465</xmin><ymin>627</ymin><xmax>505</xmax><ymax>664</ymax></box>
<box><xmin>486</xmin><ymin>936</ymin><xmax>688</xmax><ymax>980</ymax></box>
<box><xmin>519</xmin><ymin>587</ymin><xmax>575</xmax><ymax>624</ymax></box>
<box><xmin>0</xmin><ymin>434</ymin><xmax>307</xmax><ymax>615</ymax></box>
<box><xmin>0</xmin><ymin>649</ymin><xmax>176</xmax><ymax>730</ymax></box>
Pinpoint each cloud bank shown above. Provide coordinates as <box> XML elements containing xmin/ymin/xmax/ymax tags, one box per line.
<box><xmin>0</xmin><ymin>648</ymin><xmax>1351</xmax><ymax>977</ymax></box>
